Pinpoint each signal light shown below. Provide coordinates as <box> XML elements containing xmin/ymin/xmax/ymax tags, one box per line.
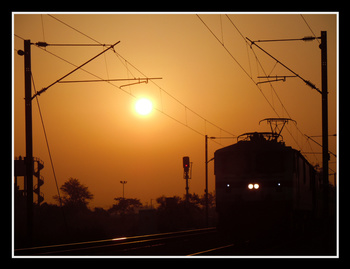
<box><xmin>183</xmin><ymin>156</ymin><xmax>190</xmax><ymax>173</ymax></box>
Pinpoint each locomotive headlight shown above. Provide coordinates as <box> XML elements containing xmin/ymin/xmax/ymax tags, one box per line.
<box><xmin>248</xmin><ymin>183</ymin><xmax>259</xmax><ymax>190</ymax></box>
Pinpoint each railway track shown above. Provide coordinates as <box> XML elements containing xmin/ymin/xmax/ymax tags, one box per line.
<box><xmin>14</xmin><ymin>227</ymin><xmax>227</xmax><ymax>256</ymax></box>
<box><xmin>14</xmin><ymin>226</ymin><xmax>336</xmax><ymax>256</ymax></box>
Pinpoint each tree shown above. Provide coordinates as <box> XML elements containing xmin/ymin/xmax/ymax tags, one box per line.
<box><xmin>198</xmin><ymin>192</ymin><xmax>216</xmax><ymax>209</ymax></box>
<box><xmin>109</xmin><ymin>197</ymin><xmax>142</xmax><ymax>215</ymax></box>
<box><xmin>54</xmin><ymin>178</ymin><xmax>93</xmax><ymax>209</ymax></box>
<box><xmin>155</xmin><ymin>193</ymin><xmax>217</xmax><ymax>232</ymax></box>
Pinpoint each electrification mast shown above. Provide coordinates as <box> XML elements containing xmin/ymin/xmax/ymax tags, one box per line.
<box><xmin>24</xmin><ymin>39</ymin><xmax>34</xmax><ymax>245</ymax></box>
<box><xmin>17</xmin><ymin>40</ymin><xmax>121</xmax><ymax>246</ymax></box>
<box><xmin>247</xmin><ymin>31</ymin><xmax>330</xmax><ymax>217</ymax></box>
<box><xmin>320</xmin><ymin>31</ymin><xmax>329</xmax><ymax>218</ymax></box>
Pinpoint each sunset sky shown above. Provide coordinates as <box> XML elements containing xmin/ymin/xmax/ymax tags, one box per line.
<box><xmin>13</xmin><ymin>13</ymin><xmax>338</xmax><ymax>209</ymax></box>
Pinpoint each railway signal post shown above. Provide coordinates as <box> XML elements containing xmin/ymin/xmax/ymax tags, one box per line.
<box><xmin>183</xmin><ymin>156</ymin><xmax>191</xmax><ymax>202</ymax></box>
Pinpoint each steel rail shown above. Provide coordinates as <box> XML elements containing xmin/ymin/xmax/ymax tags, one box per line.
<box><xmin>14</xmin><ymin>227</ymin><xmax>216</xmax><ymax>256</ymax></box>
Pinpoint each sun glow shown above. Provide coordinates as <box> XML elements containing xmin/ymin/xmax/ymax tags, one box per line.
<box><xmin>135</xmin><ymin>98</ymin><xmax>153</xmax><ymax>115</ymax></box>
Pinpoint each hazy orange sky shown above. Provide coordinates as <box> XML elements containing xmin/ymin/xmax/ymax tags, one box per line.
<box><xmin>13</xmin><ymin>13</ymin><xmax>338</xmax><ymax>209</ymax></box>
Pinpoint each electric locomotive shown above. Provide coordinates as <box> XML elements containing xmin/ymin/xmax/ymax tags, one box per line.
<box><xmin>214</xmin><ymin>131</ymin><xmax>321</xmax><ymax>240</ymax></box>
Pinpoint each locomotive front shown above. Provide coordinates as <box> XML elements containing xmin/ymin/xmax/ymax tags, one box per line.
<box><xmin>214</xmin><ymin>132</ymin><xmax>295</xmax><ymax>237</ymax></box>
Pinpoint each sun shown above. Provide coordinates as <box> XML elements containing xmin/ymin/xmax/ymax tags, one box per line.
<box><xmin>135</xmin><ymin>98</ymin><xmax>153</xmax><ymax>116</ymax></box>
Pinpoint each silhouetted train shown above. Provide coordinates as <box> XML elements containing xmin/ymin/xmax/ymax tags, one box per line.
<box><xmin>214</xmin><ymin>132</ymin><xmax>324</xmax><ymax>240</ymax></box>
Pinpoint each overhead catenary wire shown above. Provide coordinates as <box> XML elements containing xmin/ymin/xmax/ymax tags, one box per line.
<box><xmin>196</xmin><ymin>14</ymin><xmax>280</xmax><ymax>117</ymax></box>
<box><xmin>243</xmin><ymin>36</ymin><xmax>325</xmax><ymax>166</ymax></box>
<box><xmin>50</xmin><ymin>14</ymin><xmax>336</xmax><ymax>178</ymax></box>
<box><xmin>47</xmin><ymin>14</ymin><xmax>101</xmax><ymax>44</ymax></box>
<box><xmin>197</xmin><ymin>14</ymin><xmax>325</xmax><ymax>165</ymax></box>
<box><xmin>16</xmin><ymin>14</ymin><xmax>321</xmax><ymax>157</ymax></box>
<box><xmin>15</xmin><ymin>14</ymin><xmax>336</xmax><ymax>195</ymax></box>
<box><xmin>198</xmin><ymin>15</ymin><xmax>305</xmax><ymax>153</ymax></box>
<box><xmin>15</xmin><ymin>16</ymin><xmax>235</xmax><ymax>145</ymax></box>
<box><xmin>244</xmin><ymin>41</ymin><xmax>318</xmax><ymax>162</ymax></box>
<box><xmin>111</xmin><ymin>49</ymin><xmax>235</xmax><ymax>139</ymax></box>
<box><xmin>196</xmin><ymin>15</ymin><xmax>253</xmax><ymax>81</ymax></box>
<box><xmin>305</xmin><ymin>134</ymin><xmax>336</xmax><ymax>157</ymax></box>
<box><xmin>300</xmin><ymin>14</ymin><xmax>321</xmax><ymax>45</ymax></box>
<box><xmin>41</xmin><ymin>14</ymin><xmax>235</xmax><ymax>139</ymax></box>
<box><xmin>40</xmin><ymin>14</ymin><xmax>46</xmax><ymax>44</ymax></box>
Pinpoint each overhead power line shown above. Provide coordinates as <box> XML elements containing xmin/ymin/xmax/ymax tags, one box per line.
<box><xmin>47</xmin><ymin>14</ymin><xmax>101</xmax><ymax>44</ymax></box>
<box><xmin>300</xmin><ymin>14</ymin><xmax>321</xmax><ymax>45</ymax></box>
<box><xmin>44</xmin><ymin>14</ymin><xmax>235</xmax><ymax>137</ymax></box>
<box><xmin>197</xmin><ymin>14</ymin><xmax>327</xmax><ymax>165</ymax></box>
<box><xmin>15</xmin><ymin>15</ymin><xmax>235</xmax><ymax>143</ymax></box>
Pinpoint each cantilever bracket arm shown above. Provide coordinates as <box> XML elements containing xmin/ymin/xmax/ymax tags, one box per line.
<box><xmin>256</xmin><ymin>78</ymin><xmax>286</xmax><ymax>85</ymax></box>
<box><xmin>32</xmin><ymin>41</ymin><xmax>121</xmax><ymax>99</ymax></box>
<box><xmin>246</xmin><ymin>37</ymin><xmax>321</xmax><ymax>94</ymax></box>
<box><xmin>256</xmin><ymin>75</ymin><xmax>298</xmax><ymax>85</ymax></box>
